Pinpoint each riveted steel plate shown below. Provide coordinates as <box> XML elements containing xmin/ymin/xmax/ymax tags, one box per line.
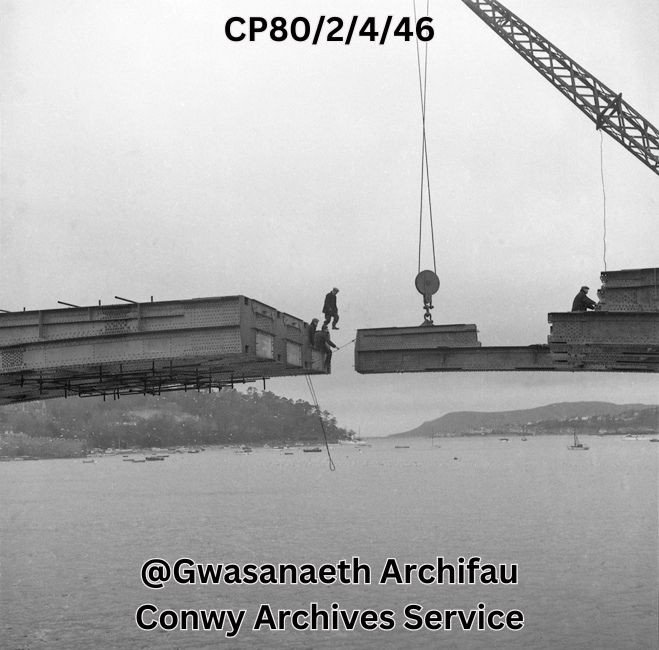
<box><xmin>0</xmin><ymin>295</ymin><xmax>325</xmax><ymax>405</ymax></box>
<box><xmin>601</xmin><ymin>267</ymin><xmax>659</xmax><ymax>288</ymax></box>
<box><xmin>356</xmin><ymin>325</ymin><xmax>481</xmax><ymax>353</ymax></box>
<box><xmin>598</xmin><ymin>286</ymin><xmax>659</xmax><ymax>312</ymax></box>
<box><xmin>548</xmin><ymin>312</ymin><xmax>659</xmax><ymax>345</ymax></box>
<box><xmin>188</xmin><ymin>299</ymin><xmax>241</xmax><ymax>327</ymax></box>
<box><xmin>1</xmin><ymin>348</ymin><xmax>24</xmax><ymax>370</ymax></box>
<box><xmin>356</xmin><ymin>345</ymin><xmax>554</xmax><ymax>373</ymax></box>
<box><xmin>549</xmin><ymin>343</ymin><xmax>659</xmax><ymax>371</ymax></box>
<box><xmin>255</xmin><ymin>314</ymin><xmax>274</xmax><ymax>332</ymax></box>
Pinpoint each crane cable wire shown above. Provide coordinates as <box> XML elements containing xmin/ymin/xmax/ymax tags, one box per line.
<box><xmin>304</xmin><ymin>374</ymin><xmax>336</xmax><ymax>471</ymax></box>
<box><xmin>599</xmin><ymin>132</ymin><xmax>608</xmax><ymax>272</ymax></box>
<box><xmin>413</xmin><ymin>0</ymin><xmax>437</xmax><ymax>275</ymax></box>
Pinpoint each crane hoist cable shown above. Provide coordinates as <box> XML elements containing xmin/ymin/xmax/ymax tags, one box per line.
<box><xmin>413</xmin><ymin>0</ymin><xmax>440</xmax><ymax>325</ymax></box>
<box><xmin>600</xmin><ymin>132</ymin><xmax>608</xmax><ymax>272</ymax></box>
<box><xmin>414</xmin><ymin>0</ymin><xmax>437</xmax><ymax>276</ymax></box>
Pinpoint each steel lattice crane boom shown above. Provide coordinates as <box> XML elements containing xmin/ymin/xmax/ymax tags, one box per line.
<box><xmin>460</xmin><ymin>0</ymin><xmax>659</xmax><ymax>175</ymax></box>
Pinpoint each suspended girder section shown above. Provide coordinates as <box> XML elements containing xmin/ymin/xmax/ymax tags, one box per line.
<box><xmin>461</xmin><ymin>0</ymin><xmax>659</xmax><ymax>175</ymax></box>
<box><xmin>355</xmin><ymin>336</ymin><xmax>556</xmax><ymax>373</ymax></box>
<box><xmin>354</xmin><ymin>328</ymin><xmax>658</xmax><ymax>374</ymax></box>
<box><xmin>355</xmin><ymin>268</ymin><xmax>659</xmax><ymax>374</ymax></box>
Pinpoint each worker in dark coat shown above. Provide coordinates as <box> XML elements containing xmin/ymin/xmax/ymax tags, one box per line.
<box><xmin>322</xmin><ymin>287</ymin><xmax>340</xmax><ymax>330</ymax></box>
<box><xmin>314</xmin><ymin>324</ymin><xmax>338</xmax><ymax>372</ymax></box>
<box><xmin>308</xmin><ymin>318</ymin><xmax>319</xmax><ymax>346</ymax></box>
<box><xmin>571</xmin><ymin>286</ymin><xmax>598</xmax><ymax>311</ymax></box>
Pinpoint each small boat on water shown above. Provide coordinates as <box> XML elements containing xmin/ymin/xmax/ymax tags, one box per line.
<box><xmin>394</xmin><ymin>445</ymin><xmax>410</xmax><ymax>449</ymax></box>
<box><xmin>303</xmin><ymin>447</ymin><xmax>322</xmax><ymax>453</ymax></box>
<box><xmin>521</xmin><ymin>437</ymin><xmax>528</xmax><ymax>441</ymax></box>
<box><xmin>346</xmin><ymin>437</ymin><xmax>371</xmax><ymax>447</ymax></box>
<box><xmin>649</xmin><ymin>438</ymin><xmax>659</xmax><ymax>443</ymax></box>
<box><xmin>145</xmin><ymin>455</ymin><xmax>166</xmax><ymax>461</ymax></box>
<box><xmin>568</xmin><ymin>432</ymin><xmax>589</xmax><ymax>451</ymax></box>
<box><xmin>499</xmin><ymin>437</ymin><xmax>509</xmax><ymax>442</ymax></box>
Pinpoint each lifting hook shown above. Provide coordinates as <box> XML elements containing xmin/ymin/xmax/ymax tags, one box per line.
<box><xmin>415</xmin><ymin>270</ymin><xmax>440</xmax><ymax>326</ymax></box>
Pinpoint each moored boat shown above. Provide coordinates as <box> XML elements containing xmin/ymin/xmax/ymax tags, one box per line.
<box><xmin>568</xmin><ymin>432</ymin><xmax>589</xmax><ymax>451</ymax></box>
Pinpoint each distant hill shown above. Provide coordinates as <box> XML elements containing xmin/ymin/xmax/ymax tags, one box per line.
<box><xmin>390</xmin><ymin>402</ymin><xmax>657</xmax><ymax>438</ymax></box>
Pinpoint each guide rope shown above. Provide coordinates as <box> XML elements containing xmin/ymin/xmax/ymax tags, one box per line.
<box><xmin>334</xmin><ymin>337</ymin><xmax>356</xmax><ymax>352</ymax></box>
<box><xmin>304</xmin><ymin>375</ymin><xmax>336</xmax><ymax>471</ymax></box>
<box><xmin>413</xmin><ymin>0</ymin><xmax>437</xmax><ymax>275</ymax></box>
<box><xmin>599</xmin><ymin>132</ymin><xmax>608</xmax><ymax>272</ymax></box>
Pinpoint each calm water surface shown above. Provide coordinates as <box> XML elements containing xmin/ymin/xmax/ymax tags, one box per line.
<box><xmin>1</xmin><ymin>436</ymin><xmax>657</xmax><ymax>649</ymax></box>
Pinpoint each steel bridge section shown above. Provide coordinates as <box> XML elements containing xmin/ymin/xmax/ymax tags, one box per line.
<box><xmin>355</xmin><ymin>268</ymin><xmax>659</xmax><ymax>374</ymax></box>
<box><xmin>355</xmin><ymin>324</ymin><xmax>658</xmax><ymax>374</ymax></box>
<box><xmin>0</xmin><ymin>296</ymin><xmax>325</xmax><ymax>405</ymax></box>
<box><xmin>356</xmin><ymin>339</ymin><xmax>555</xmax><ymax>373</ymax></box>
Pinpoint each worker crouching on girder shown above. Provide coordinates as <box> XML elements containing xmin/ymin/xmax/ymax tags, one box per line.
<box><xmin>571</xmin><ymin>286</ymin><xmax>598</xmax><ymax>311</ymax></box>
<box><xmin>314</xmin><ymin>324</ymin><xmax>338</xmax><ymax>372</ymax></box>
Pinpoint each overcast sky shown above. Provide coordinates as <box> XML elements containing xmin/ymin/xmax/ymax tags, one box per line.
<box><xmin>2</xmin><ymin>0</ymin><xmax>657</xmax><ymax>436</ymax></box>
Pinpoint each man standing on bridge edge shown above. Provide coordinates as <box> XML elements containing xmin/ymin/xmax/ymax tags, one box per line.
<box><xmin>308</xmin><ymin>318</ymin><xmax>319</xmax><ymax>346</ymax></box>
<box><xmin>323</xmin><ymin>287</ymin><xmax>339</xmax><ymax>330</ymax></box>
<box><xmin>571</xmin><ymin>285</ymin><xmax>598</xmax><ymax>311</ymax></box>
<box><xmin>315</xmin><ymin>324</ymin><xmax>338</xmax><ymax>372</ymax></box>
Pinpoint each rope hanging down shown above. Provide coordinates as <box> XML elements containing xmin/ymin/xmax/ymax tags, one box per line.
<box><xmin>304</xmin><ymin>375</ymin><xmax>336</xmax><ymax>471</ymax></box>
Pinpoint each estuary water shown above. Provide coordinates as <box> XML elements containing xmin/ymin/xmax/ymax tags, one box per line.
<box><xmin>1</xmin><ymin>435</ymin><xmax>657</xmax><ymax>649</ymax></box>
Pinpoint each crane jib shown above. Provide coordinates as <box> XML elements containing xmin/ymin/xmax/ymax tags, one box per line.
<box><xmin>460</xmin><ymin>0</ymin><xmax>659</xmax><ymax>175</ymax></box>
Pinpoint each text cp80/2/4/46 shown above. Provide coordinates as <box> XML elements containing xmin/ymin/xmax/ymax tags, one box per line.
<box><xmin>225</xmin><ymin>16</ymin><xmax>434</xmax><ymax>45</ymax></box>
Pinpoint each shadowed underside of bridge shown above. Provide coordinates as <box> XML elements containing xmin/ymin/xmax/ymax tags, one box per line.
<box><xmin>0</xmin><ymin>296</ymin><xmax>325</xmax><ymax>405</ymax></box>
